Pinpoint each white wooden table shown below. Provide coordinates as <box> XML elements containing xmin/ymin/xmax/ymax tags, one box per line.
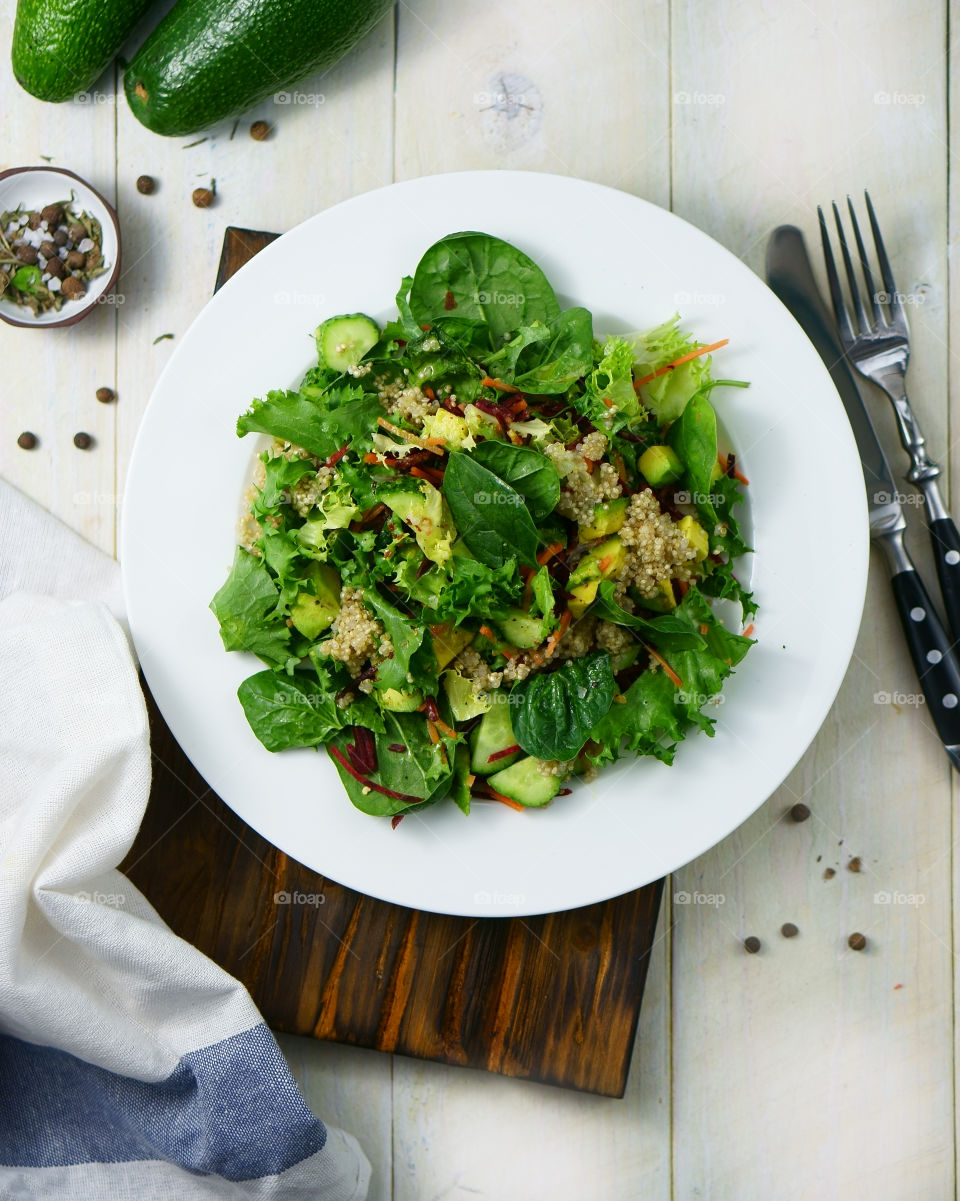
<box><xmin>1</xmin><ymin>2</ymin><xmax>955</xmax><ymax>1196</ymax></box>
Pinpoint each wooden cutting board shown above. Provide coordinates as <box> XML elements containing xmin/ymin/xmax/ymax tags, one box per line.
<box><xmin>121</xmin><ymin>226</ymin><xmax>663</xmax><ymax>1099</ymax></box>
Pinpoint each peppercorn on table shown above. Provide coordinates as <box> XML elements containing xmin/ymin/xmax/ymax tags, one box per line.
<box><xmin>1</xmin><ymin>2</ymin><xmax>955</xmax><ymax>1197</ymax></box>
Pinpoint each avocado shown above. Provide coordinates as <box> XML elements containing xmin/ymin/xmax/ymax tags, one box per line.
<box><xmin>442</xmin><ymin>670</ymin><xmax>491</xmax><ymax>722</ymax></box>
<box><xmin>430</xmin><ymin>622</ymin><xmax>475</xmax><ymax>669</ymax></box>
<box><xmin>495</xmin><ymin>609</ymin><xmax>552</xmax><ymax>649</ymax></box>
<box><xmin>567</xmin><ymin>536</ymin><xmax>626</xmax><ymax>618</ymax></box>
<box><xmin>289</xmin><ymin>562</ymin><xmax>341</xmax><ymax>639</ymax></box>
<box><xmin>379</xmin><ymin>480</ymin><xmax>455</xmax><ymax>564</ymax></box>
<box><xmin>13</xmin><ymin>0</ymin><xmax>156</xmax><ymax>103</ymax></box>
<box><xmin>123</xmin><ymin>0</ymin><xmax>393</xmax><ymax>136</ymax></box>
<box><xmin>376</xmin><ymin>687</ymin><xmax>423</xmax><ymax>712</ymax></box>
<box><xmin>470</xmin><ymin>695</ymin><xmax>521</xmax><ymax>775</ymax></box>
<box><xmin>634</xmin><ymin>579</ymin><xmax>677</xmax><ymax>612</ymax></box>
<box><xmin>638</xmin><ymin>444</ymin><xmax>684</xmax><ymax>487</ymax></box>
<box><xmin>678</xmin><ymin>514</ymin><xmax>709</xmax><ymax>561</ymax></box>
<box><xmin>579</xmin><ymin>497</ymin><xmax>629</xmax><ymax>542</ymax></box>
<box><xmin>487</xmin><ymin>756</ymin><xmax>562</xmax><ymax>808</ymax></box>
<box><xmin>610</xmin><ymin>642</ymin><xmax>641</xmax><ymax>673</ymax></box>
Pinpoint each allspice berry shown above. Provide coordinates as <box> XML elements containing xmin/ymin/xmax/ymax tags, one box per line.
<box><xmin>743</xmin><ymin>936</ymin><xmax>761</xmax><ymax>954</ymax></box>
<box><xmin>136</xmin><ymin>174</ymin><xmax>156</xmax><ymax>195</ymax></box>
<box><xmin>96</xmin><ymin>387</ymin><xmax>115</xmax><ymax>404</ymax></box>
<box><xmin>192</xmin><ymin>187</ymin><xmax>215</xmax><ymax>208</ymax></box>
<box><xmin>249</xmin><ymin>120</ymin><xmax>271</xmax><ymax>141</ymax></box>
<box><xmin>17</xmin><ymin>431</ymin><xmax>37</xmax><ymax>450</ymax></box>
<box><xmin>73</xmin><ymin>432</ymin><xmax>93</xmax><ymax>450</ymax></box>
<box><xmin>789</xmin><ymin>802</ymin><xmax>811</xmax><ymax>822</ymax></box>
<box><xmin>781</xmin><ymin>922</ymin><xmax>798</xmax><ymax>938</ymax></box>
<box><xmin>848</xmin><ymin>932</ymin><xmax>867</xmax><ymax>952</ymax></box>
<box><xmin>61</xmin><ymin>276</ymin><xmax>85</xmax><ymax>300</ymax></box>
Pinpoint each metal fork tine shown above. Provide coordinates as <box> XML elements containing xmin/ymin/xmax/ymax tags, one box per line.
<box><xmin>833</xmin><ymin>201</ymin><xmax>870</xmax><ymax>336</ymax></box>
<box><xmin>818</xmin><ymin>205</ymin><xmax>855</xmax><ymax>346</ymax></box>
<box><xmin>865</xmin><ymin>190</ymin><xmax>906</xmax><ymax>329</ymax></box>
<box><xmin>847</xmin><ymin>195</ymin><xmax>885</xmax><ymax>329</ymax></box>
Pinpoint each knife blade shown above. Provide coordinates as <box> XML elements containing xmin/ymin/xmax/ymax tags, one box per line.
<box><xmin>765</xmin><ymin>223</ymin><xmax>960</xmax><ymax>770</ymax></box>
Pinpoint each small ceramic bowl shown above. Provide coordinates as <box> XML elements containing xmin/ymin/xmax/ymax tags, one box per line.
<box><xmin>0</xmin><ymin>166</ymin><xmax>121</xmax><ymax>329</ymax></box>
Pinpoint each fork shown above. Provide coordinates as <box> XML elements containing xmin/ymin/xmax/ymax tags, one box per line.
<box><xmin>819</xmin><ymin>192</ymin><xmax>960</xmax><ymax>639</ymax></box>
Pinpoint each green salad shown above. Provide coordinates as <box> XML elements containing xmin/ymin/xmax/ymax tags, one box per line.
<box><xmin>211</xmin><ymin>232</ymin><xmax>755</xmax><ymax>819</ymax></box>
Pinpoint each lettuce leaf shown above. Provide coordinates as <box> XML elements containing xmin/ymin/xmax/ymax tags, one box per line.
<box><xmin>237</xmin><ymin>381</ymin><xmax>381</xmax><ymax>460</ymax></box>
<box><xmin>633</xmin><ymin>315</ymin><xmax>714</xmax><ymax>423</ymax></box>
<box><xmin>209</xmin><ymin>547</ymin><xmax>292</xmax><ymax>669</ymax></box>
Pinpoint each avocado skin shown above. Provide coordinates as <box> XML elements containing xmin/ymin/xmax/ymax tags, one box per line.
<box><xmin>124</xmin><ymin>0</ymin><xmax>394</xmax><ymax>136</ymax></box>
<box><xmin>13</xmin><ymin>0</ymin><xmax>156</xmax><ymax>103</ymax></box>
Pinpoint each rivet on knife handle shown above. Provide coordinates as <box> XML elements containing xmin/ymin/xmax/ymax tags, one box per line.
<box><xmin>928</xmin><ymin>515</ymin><xmax>960</xmax><ymax>643</ymax></box>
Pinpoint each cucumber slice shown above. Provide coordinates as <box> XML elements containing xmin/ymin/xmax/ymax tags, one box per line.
<box><xmin>315</xmin><ymin>313</ymin><xmax>380</xmax><ymax>371</ymax></box>
<box><xmin>469</xmin><ymin>696</ymin><xmax>521</xmax><ymax>775</ymax></box>
<box><xmin>487</xmin><ymin>756</ymin><xmax>562</xmax><ymax>808</ymax></box>
<box><xmin>495</xmin><ymin>609</ymin><xmax>551</xmax><ymax>649</ymax></box>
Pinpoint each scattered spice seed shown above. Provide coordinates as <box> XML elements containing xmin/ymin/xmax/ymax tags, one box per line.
<box><xmin>249</xmin><ymin>120</ymin><xmax>271</xmax><ymax>141</ymax></box>
<box><xmin>96</xmin><ymin>386</ymin><xmax>115</xmax><ymax>404</ymax></box>
<box><xmin>17</xmin><ymin>431</ymin><xmax>37</xmax><ymax>449</ymax></box>
<box><xmin>743</xmin><ymin>936</ymin><xmax>761</xmax><ymax>954</ymax></box>
<box><xmin>823</xmin><ymin>867</ymin><xmax>836</xmax><ymax>879</ymax></box>
<box><xmin>73</xmin><ymin>431</ymin><xmax>93</xmax><ymax>449</ymax></box>
<box><xmin>848</xmin><ymin>932</ymin><xmax>867</xmax><ymax>951</ymax></box>
<box><xmin>136</xmin><ymin>175</ymin><xmax>156</xmax><ymax>195</ymax></box>
<box><xmin>789</xmin><ymin>802</ymin><xmax>810</xmax><ymax>822</ymax></box>
<box><xmin>780</xmin><ymin>922</ymin><xmax>798</xmax><ymax>938</ymax></box>
<box><xmin>183</xmin><ymin>137</ymin><xmax>209</xmax><ymax>149</ymax></box>
<box><xmin>192</xmin><ymin>186</ymin><xmax>215</xmax><ymax>208</ymax></box>
<box><xmin>847</xmin><ymin>856</ymin><xmax>862</xmax><ymax>873</ymax></box>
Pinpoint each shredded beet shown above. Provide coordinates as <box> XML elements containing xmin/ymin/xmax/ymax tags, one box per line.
<box><xmin>391</xmin><ymin>814</ymin><xmax>405</xmax><ymax>829</ymax></box>
<box><xmin>387</xmin><ymin>743</ymin><xmax>407</xmax><ymax>753</ymax></box>
<box><xmin>422</xmin><ymin>695</ymin><xmax>440</xmax><ymax>722</ymax></box>
<box><xmin>325</xmin><ymin>443</ymin><xmax>350</xmax><ymax>468</ymax></box>
<box><xmin>351</xmin><ymin>725</ymin><xmax>377</xmax><ymax>775</ymax></box>
<box><xmin>487</xmin><ymin>743</ymin><xmax>520</xmax><ymax>763</ymax></box>
<box><xmin>328</xmin><ymin>744</ymin><xmax>422</xmax><ymax>802</ymax></box>
<box><xmin>557</xmin><ymin>788</ymin><xmax>573</xmax><ymax>796</ymax></box>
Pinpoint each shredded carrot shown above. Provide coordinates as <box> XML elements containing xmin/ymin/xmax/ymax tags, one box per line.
<box><xmin>676</xmin><ymin>579</ymin><xmax>690</xmax><ymax>598</ymax></box>
<box><xmin>486</xmin><ymin>788</ymin><xmax>526</xmax><ymax>812</ymax></box>
<box><xmin>597</xmin><ymin>554</ymin><xmax>613</xmax><ymax>574</ymax></box>
<box><xmin>508</xmin><ymin>430</ymin><xmax>524</xmax><ymax>445</ymax></box>
<box><xmin>481</xmin><ymin>376</ymin><xmax>515</xmax><ymax>392</ymax></box>
<box><xmin>700</xmin><ymin>624</ymin><xmax>709</xmax><ymax>635</ymax></box>
<box><xmin>613</xmin><ymin>451</ymin><xmax>628</xmax><ymax>486</ymax></box>
<box><xmin>423</xmin><ymin>437</ymin><xmax>447</xmax><ymax>446</ymax></box>
<box><xmin>478</xmin><ymin>624</ymin><xmax>498</xmax><ymax>641</ymax></box>
<box><xmin>410</xmin><ymin>466</ymin><xmax>442</xmax><ymax>485</ymax></box>
<box><xmin>583</xmin><ymin>458</ymin><xmax>597</xmax><ymax>473</ymax></box>
<box><xmin>363</xmin><ymin>452</ymin><xmax>380</xmax><ymax>464</ymax></box>
<box><xmin>743</xmin><ymin>623</ymin><xmax>755</xmax><ymax>639</ymax></box>
<box><xmin>602</xmin><ymin>398</ymin><xmax>615</xmax><ymax>408</ymax></box>
<box><xmin>427</xmin><ymin>720</ymin><xmax>440</xmax><ymax>744</ymax></box>
<box><xmin>376</xmin><ymin>416</ymin><xmax>444</xmax><ymax>456</ymax></box>
<box><xmin>543</xmin><ymin>609</ymin><xmax>572</xmax><ymax>658</ymax></box>
<box><xmin>536</xmin><ymin>541</ymin><xmax>564</xmax><ymax>566</ymax></box>
<box><xmin>434</xmin><ymin>717</ymin><xmax>459</xmax><ymax>740</ymax></box>
<box><xmin>634</xmin><ymin>339</ymin><xmax>730</xmax><ymax>391</ymax></box>
<box><xmin>519</xmin><ymin>565</ymin><xmax>535</xmax><ymax>582</ymax></box>
<box><xmin>734</xmin><ymin>468</ymin><xmax>750</xmax><ymax>485</ymax></box>
<box><xmin>422</xmin><ymin>386</ymin><xmax>436</xmax><ymax>400</ymax></box>
<box><xmin>648</xmin><ymin>644</ymin><xmax>683</xmax><ymax>689</ymax></box>
<box><xmin>466</xmin><ymin>774</ymin><xmax>476</xmax><ymax>787</ymax></box>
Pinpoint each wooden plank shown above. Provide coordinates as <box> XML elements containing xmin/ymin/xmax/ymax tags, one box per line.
<box><xmin>391</xmin><ymin>0</ymin><xmax>673</xmax><ymax>1195</ymax></box>
<box><xmin>670</xmin><ymin>2</ymin><xmax>954</xmax><ymax>1198</ymax></box>
<box><xmin>0</xmin><ymin>43</ymin><xmax>118</xmax><ymax>553</ymax></box>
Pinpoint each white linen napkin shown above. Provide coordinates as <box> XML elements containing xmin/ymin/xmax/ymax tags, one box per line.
<box><xmin>0</xmin><ymin>480</ymin><xmax>371</xmax><ymax>1200</ymax></box>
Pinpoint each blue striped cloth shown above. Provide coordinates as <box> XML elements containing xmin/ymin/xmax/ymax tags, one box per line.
<box><xmin>0</xmin><ymin>482</ymin><xmax>370</xmax><ymax>1199</ymax></box>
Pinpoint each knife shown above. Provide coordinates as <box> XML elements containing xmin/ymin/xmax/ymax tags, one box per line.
<box><xmin>766</xmin><ymin>224</ymin><xmax>960</xmax><ymax>770</ymax></box>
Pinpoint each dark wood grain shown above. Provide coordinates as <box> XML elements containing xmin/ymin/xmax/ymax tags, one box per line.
<box><xmin>121</xmin><ymin>225</ymin><xmax>664</xmax><ymax>1098</ymax></box>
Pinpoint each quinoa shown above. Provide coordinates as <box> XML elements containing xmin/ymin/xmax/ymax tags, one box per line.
<box><xmin>544</xmin><ymin>437</ymin><xmax>622</xmax><ymax>525</ymax></box>
<box><xmin>538</xmin><ymin>758</ymin><xmax>576</xmax><ymax>779</ymax></box>
<box><xmin>453</xmin><ymin>646</ymin><xmax>503</xmax><ymax>691</ymax></box>
<box><xmin>554</xmin><ymin>614</ymin><xmax>597</xmax><ymax>660</ymax></box>
<box><xmin>594</xmin><ymin>620</ymin><xmax>634</xmax><ymax>654</ymax></box>
<box><xmin>378</xmin><ymin>380</ymin><xmax>438</xmax><ymax>425</ymax></box>
<box><xmin>316</xmin><ymin>587</ymin><xmax>385</xmax><ymax>677</ymax></box>
<box><xmin>616</xmin><ymin>489</ymin><xmax>696</xmax><ymax>599</ymax></box>
<box><xmin>238</xmin><ymin>486</ymin><xmax>262</xmax><ymax>555</ymax></box>
<box><xmin>289</xmin><ymin>465</ymin><xmax>333</xmax><ymax>517</ymax></box>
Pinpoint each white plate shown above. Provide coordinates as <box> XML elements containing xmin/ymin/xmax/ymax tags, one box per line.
<box><xmin>122</xmin><ymin>171</ymin><xmax>867</xmax><ymax>917</ymax></box>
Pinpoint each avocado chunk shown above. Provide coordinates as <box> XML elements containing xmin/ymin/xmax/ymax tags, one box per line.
<box><xmin>442</xmin><ymin>670</ymin><xmax>491</xmax><ymax>722</ymax></box>
<box><xmin>567</xmin><ymin>536</ymin><xmax>626</xmax><ymax>618</ymax></box>
<box><xmin>579</xmin><ymin>496</ymin><xmax>629</xmax><ymax>542</ymax></box>
<box><xmin>289</xmin><ymin>562</ymin><xmax>341</xmax><ymax>639</ymax></box>
<box><xmin>470</xmin><ymin>695</ymin><xmax>521</xmax><ymax>775</ymax></box>
<box><xmin>639</xmin><ymin>444</ymin><xmax>684</xmax><ymax>487</ymax></box>
<box><xmin>379</xmin><ymin>480</ymin><xmax>455</xmax><ymax>564</ymax></box>
<box><xmin>495</xmin><ymin>609</ymin><xmax>553</xmax><ymax>649</ymax></box>
<box><xmin>376</xmin><ymin>686</ymin><xmax>423</xmax><ymax>712</ymax></box>
<box><xmin>678</xmin><ymin>514</ymin><xmax>709</xmax><ymax>561</ymax></box>
<box><xmin>487</xmin><ymin>756</ymin><xmax>562</xmax><ymax>808</ymax></box>
<box><xmin>633</xmin><ymin>579</ymin><xmax>677</xmax><ymax>612</ymax></box>
<box><xmin>430</xmin><ymin>622</ymin><xmax>475</xmax><ymax>669</ymax></box>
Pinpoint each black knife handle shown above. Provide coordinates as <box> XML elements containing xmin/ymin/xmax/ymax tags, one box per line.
<box><xmin>891</xmin><ymin>568</ymin><xmax>960</xmax><ymax>752</ymax></box>
<box><xmin>929</xmin><ymin>516</ymin><xmax>960</xmax><ymax>642</ymax></box>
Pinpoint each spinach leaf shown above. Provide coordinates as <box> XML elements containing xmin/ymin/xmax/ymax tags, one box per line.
<box><xmin>237</xmin><ymin>382</ymin><xmax>381</xmax><ymax>460</ymax></box>
<box><xmin>512</xmin><ymin>651</ymin><xmax>616</xmax><ymax>760</ymax></box>
<box><xmin>504</xmin><ymin>308</ymin><xmax>595</xmax><ymax>394</ymax></box>
<box><xmin>209</xmin><ymin>547</ymin><xmax>291</xmax><ymax>668</ymax></box>
<box><xmin>668</xmin><ymin>391</ymin><xmax>719</xmax><ymax>524</ymax></box>
<box><xmin>442</xmin><ymin>452</ymin><xmax>539</xmax><ymax>569</ymax></box>
<box><xmin>238</xmin><ymin>670</ymin><xmax>364</xmax><ymax>751</ymax></box>
<box><xmin>327</xmin><ymin>711</ymin><xmax>456</xmax><ymax>816</ymax></box>
<box><xmin>469</xmin><ymin>442</ymin><xmax>560</xmax><ymax>522</ymax></box>
<box><xmin>409</xmin><ymin>232</ymin><xmax>560</xmax><ymax>352</ymax></box>
<box><xmin>592</xmin><ymin>581</ymin><xmax>706</xmax><ymax>651</ymax></box>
